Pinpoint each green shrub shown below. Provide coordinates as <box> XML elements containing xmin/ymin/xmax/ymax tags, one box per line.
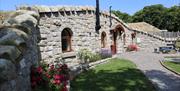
<box><xmin>78</xmin><ymin>49</ymin><xmax>102</xmax><ymax>63</ymax></box>
<box><xmin>89</xmin><ymin>53</ymin><xmax>101</xmax><ymax>62</ymax></box>
<box><xmin>175</xmin><ymin>37</ymin><xmax>180</xmax><ymax>48</ymax></box>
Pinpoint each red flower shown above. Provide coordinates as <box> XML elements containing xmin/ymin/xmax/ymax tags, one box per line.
<box><xmin>54</xmin><ymin>74</ymin><xmax>63</xmax><ymax>80</ymax></box>
<box><xmin>45</xmin><ymin>72</ymin><xmax>51</xmax><ymax>78</ymax></box>
<box><xmin>36</xmin><ymin>66</ymin><xmax>43</xmax><ymax>73</ymax></box>
<box><xmin>127</xmin><ymin>44</ymin><xmax>138</xmax><ymax>51</ymax></box>
<box><xmin>52</xmin><ymin>79</ymin><xmax>61</xmax><ymax>85</ymax></box>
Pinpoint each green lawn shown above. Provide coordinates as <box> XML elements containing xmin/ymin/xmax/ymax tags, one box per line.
<box><xmin>163</xmin><ymin>61</ymin><xmax>180</xmax><ymax>73</ymax></box>
<box><xmin>71</xmin><ymin>58</ymin><xmax>155</xmax><ymax>91</ymax></box>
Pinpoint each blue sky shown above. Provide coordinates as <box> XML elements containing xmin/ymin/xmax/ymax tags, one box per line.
<box><xmin>0</xmin><ymin>0</ymin><xmax>179</xmax><ymax>15</ymax></box>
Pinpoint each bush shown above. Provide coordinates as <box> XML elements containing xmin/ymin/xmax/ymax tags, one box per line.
<box><xmin>78</xmin><ymin>49</ymin><xmax>93</xmax><ymax>63</ymax></box>
<box><xmin>175</xmin><ymin>37</ymin><xmax>180</xmax><ymax>49</ymax></box>
<box><xmin>78</xmin><ymin>49</ymin><xmax>102</xmax><ymax>63</ymax></box>
<box><xmin>31</xmin><ymin>63</ymin><xmax>69</xmax><ymax>91</ymax></box>
<box><xmin>99</xmin><ymin>48</ymin><xmax>112</xmax><ymax>59</ymax></box>
<box><xmin>78</xmin><ymin>48</ymin><xmax>112</xmax><ymax>63</ymax></box>
<box><xmin>127</xmin><ymin>44</ymin><xmax>138</xmax><ymax>51</ymax></box>
<box><xmin>89</xmin><ymin>53</ymin><xmax>102</xmax><ymax>62</ymax></box>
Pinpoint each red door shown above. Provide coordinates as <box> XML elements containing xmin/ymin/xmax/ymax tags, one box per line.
<box><xmin>111</xmin><ymin>31</ymin><xmax>117</xmax><ymax>55</ymax></box>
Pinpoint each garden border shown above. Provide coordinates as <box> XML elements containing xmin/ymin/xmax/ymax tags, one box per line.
<box><xmin>159</xmin><ymin>60</ymin><xmax>180</xmax><ymax>76</ymax></box>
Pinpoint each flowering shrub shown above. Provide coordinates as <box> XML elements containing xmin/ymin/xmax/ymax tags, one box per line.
<box><xmin>126</xmin><ymin>44</ymin><xmax>138</xmax><ymax>51</ymax></box>
<box><xmin>78</xmin><ymin>49</ymin><xmax>102</xmax><ymax>63</ymax></box>
<box><xmin>78</xmin><ymin>48</ymin><xmax>112</xmax><ymax>63</ymax></box>
<box><xmin>31</xmin><ymin>63</ymin><xmax>69</xmax><ymax>91</ymax></box>
<box><xmin>100</xmin><ymin>48</ymin><xmax>112</xmax><ymax>59</ymax></box>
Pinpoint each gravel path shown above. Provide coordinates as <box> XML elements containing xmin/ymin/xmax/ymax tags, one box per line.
<box><xmin>117</xmin><ymin>51</ymin><xmax>180</xmax><ymax>91</ymax></box>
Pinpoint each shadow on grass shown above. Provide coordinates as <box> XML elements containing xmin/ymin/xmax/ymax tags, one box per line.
<box><xmin>145</xmin><ymin>70</ymin><xmax>180</xmax><ymax>91</ymax></box>
<box><xmin>71</xmin><ymin>68</ymin><xmax>155</xmax><ymax>91</ymax></box>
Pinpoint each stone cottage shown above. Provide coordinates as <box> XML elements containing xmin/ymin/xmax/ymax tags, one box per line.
<box><xmin>0</xmin><ymin>5</ymin><xmax>170</xmax><ymax>91</ymax></box>
<box><xmin>18</xmin><ymin>5</ymin><xmax>132</xmax><ymax>65</ymax></box>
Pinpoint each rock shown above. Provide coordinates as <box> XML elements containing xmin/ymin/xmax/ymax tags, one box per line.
<box><xmin>0</xmin><ymin>45</ymin><xmax>21</xmax><ymax>62</ymax></box>
<box><xmin>3</xmin><ymin>12</ymin><xmax>38</xmax><ymax>34</ymax></box>
<box><xmin>0</xmin><ymin>28</ymin><xmax>27</xmax><ymax>46</ymax></box>
<box><xmin>14</xmin><ymin>14</ymin><xmax>38</xmax><ymax>27</ymax></box>
<box><xmin>14</xmin><ymin>10</ymin><xmax>39</xmax><ymax>20</ymax></box>
<box><xmin>0</xmin><ymin>59</ymin><xmax>16</xmax><ymax>83</ymax></box>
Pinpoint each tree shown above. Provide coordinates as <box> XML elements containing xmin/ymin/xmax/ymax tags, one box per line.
<box><xmin>132</xmin><ymin>4</ymin><xmax>180</xmax><ymax>32</ymax></box>
<box><xmin>112</xmin><ymin>10</ymin><xmax>132</xmax><ymax>23</ymax></box>
<box><xmin>132</xmin><ymin>4</ymin><xmax>166</xmax><ymax>29</ymax></box>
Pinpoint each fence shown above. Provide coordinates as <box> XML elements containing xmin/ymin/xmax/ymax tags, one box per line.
<box><xmin>151</xmin><ymin>31</ymin><xmax>180</xmax><ymax>38</ymax></box>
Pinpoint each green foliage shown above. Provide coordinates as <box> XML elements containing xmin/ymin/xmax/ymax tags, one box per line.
<box><xmin>175</xmin><ymin>37</ymin><xmax>180</xmax><ymax>48</ymax></box>
<box><xmin>78</xmin><ymin>49</ymin><xmax>102</xmax><ymax>63</ymax></box>
<box><xmin>71</xmin><ymin>58</ymin><xmax>155</xmax><ymax>91</ymax></box>
<box><xmin>89</xmin><ymin>53</ymin><xmax>101</xmax><ymax>62</ymax></box>
<box><xmin>112</xmin><ymin>10</ymin><xmax>132</xmax><ymax>23</ymax></box>
<box><xmin>132</xmin><ymin>4</ymin><xmax>180</xmax><ymax>32</ymax></box>
<box><xmin>113</xmin><ymin>4</ymin><xmax>180</xmax><ymax>32</ymax></box>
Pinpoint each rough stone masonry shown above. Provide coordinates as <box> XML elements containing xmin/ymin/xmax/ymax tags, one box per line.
<box><xmin>0</xmin><ymin>5</ymin><xmax>168</xmax><ymax>91</ymax></box>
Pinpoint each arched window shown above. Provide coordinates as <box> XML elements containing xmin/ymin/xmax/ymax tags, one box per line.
<box><xmin>101</xmin><ymin>31</ymin><xmax>107</xmax><ymax>48</ymax></box>
<box><xmin>61</xmin><ymin>28</ymin><xmax>73</xmax><ymax>52</ymax></box>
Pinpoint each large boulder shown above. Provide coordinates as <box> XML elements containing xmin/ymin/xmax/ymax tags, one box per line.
<box><xmin>0</xmin><ymin>46</ymin><xmax>21</xmax><ymax>62</ymax></box>
<box><xmin>0</xmin><ymin>59</ymin><xmax>16</xmax><ymax>83</ymax></box>
<box><xmin>0</xmin><ymin>28</ymin><xmax>28</xmax><ymax>46</ymax></box>
<box><xmin>3</xmin><ymin>10</ymin><xmax>39</xmax><ymax>34</ymax></box>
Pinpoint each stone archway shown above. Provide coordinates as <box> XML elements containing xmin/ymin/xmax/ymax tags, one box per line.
<box><xmin>111</xmin><ymin>24</ymin><xmax>125</xmax><ymax>54</ymax></box>
<box><xmin>61</xmin><ymin>28</ymin><xmax>73</xmax><ymax>52</ymax></box>
<box><xmin>101</xmin><ymin>31</ymin><xmax>107</xmax><ymax>48</ymax></box>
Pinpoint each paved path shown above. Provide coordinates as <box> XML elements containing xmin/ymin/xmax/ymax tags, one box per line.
<box><xmin>117</xmin><ymin>51</ymin><xmax>180</xmax><ymax>91</ymax></box>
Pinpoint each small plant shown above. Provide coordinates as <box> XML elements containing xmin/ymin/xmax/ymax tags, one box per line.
<box><xmin>78</xmin><ymin>48</ymin><xmax>112</xmax><ymax>63</ymax></box>
<box><xmin>78</xmin><ymin>49</ymin><xmax>93</xmax><ymax>63</ymax></box>
<box><xmin>89</xmin><ymin>53</ymin><xmax>102</xmax><ymax>62</ymax></box>
<box><xmin>127</xmin><ymin>44</ymin><xmax>138</xmax><ymax>51</ymax></box>
<box><xmin>31</xmin><ymin>63</ymin><xmax>70</xmax><ymax>91</ymax></box>
<box><xmin>78</xmin><ymin>49</ymin><xmax>103</xmax><ymax>63</ymax></box>
<box><xmin>100</xmin><ymin>48</ymin><xmax>112</xmax><ymax>59</ymax></box>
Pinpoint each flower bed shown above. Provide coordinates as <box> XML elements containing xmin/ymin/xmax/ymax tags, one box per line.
<box><xmin>126</xmin><ymin>44</ymin><xmax>138</xmax><ymax>51</ymax></box>
<box><xmin>31</xmin><ymin>63</ymin><xmax>70</xmax><ymax>91</ymax></box>
<box><xmin>77</xmin><ymin>48</ymin><xmax>112</xmax><ymax>63</ymax></box>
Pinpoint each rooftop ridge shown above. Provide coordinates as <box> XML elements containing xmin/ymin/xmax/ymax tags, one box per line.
<box><xmin>16</xmin><ymin>5</ymin><xmax>130</xmax><ymax>29</ymax></box>
<box><xmin>17</xmin><ymin>5</ymin><xmax>96</xmax><ymax>12</ymax></box>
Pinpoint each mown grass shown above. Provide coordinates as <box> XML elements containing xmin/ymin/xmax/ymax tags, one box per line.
<box><xmin>163</xmin><ymin>61</ymin><xmax>180</xmax><ymax>73</ymax></box>
<box><xmin>71</xmin><ymin>58</ymin><xmax>155</xmax><ymax>91</ymax></box>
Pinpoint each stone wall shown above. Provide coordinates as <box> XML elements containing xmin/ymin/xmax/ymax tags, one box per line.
<box><xmin>0</xmin><ymin>10</ymin><xmax>39</xmax><ymax>91</ymax></box>
<box><xmin>35</xmin><ymin>6</ymin><xmax>129</xmax><ymax>65</ymax></box>
<box><xmin>125</xmin><ymin>29</ymin><xmax>168</xmax><ymax>52</ymax></box>
<box><xmin>0</xmin><ymin>5</ymin><xmax>172</xmax><ymax>91</ymax></box>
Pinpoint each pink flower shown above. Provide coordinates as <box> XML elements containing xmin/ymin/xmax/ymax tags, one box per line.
<box><xmin>45</xmin><ymin>72</ymin><xmax>51</xmax><ymax>78</ymax></box>
<box><xmin>54</xmin><ymin>74</ymin><xmax>62</xmax><ymax>80</ymax></box>
<box><xmin>50</xmin><ymin>65</ymin><xmax>54</xmax><ymax>70</ymax></box>
<box><xmin>52</xmin><ymin>79</ymin><xmax>61</xmax><ymax>85</ymax></box>
<box><xmin>36</xmin><ymin>66</ymin><xmax>43</xmax><ymax>73</ymax></box>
